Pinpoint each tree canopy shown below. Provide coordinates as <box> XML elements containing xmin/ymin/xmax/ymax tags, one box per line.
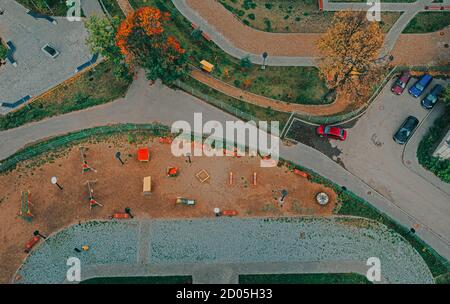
<box><xmin>317</xmin><ymin>11</ymin><xmax>385</xmax><ymax>103</ymax></box>
<box><xmin>115</xmin><ymin>7</ymin><xmax>189</xmax><ymax>84</ymax></box>
<box><xmin>85</xmin><ymin>16</ymin><xmax>131</xmax><ymax>81</ymax></box>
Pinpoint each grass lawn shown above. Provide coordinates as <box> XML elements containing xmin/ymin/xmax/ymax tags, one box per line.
<box><xmin>403</xmin><ymin>12</ymin><xmax>450</xmax><ymax>33</ymax></box>
<box><xmin>0</xmin><ymin>40</ymin><xmax>7</xmax><ymax>61</ymax></box>
<box><xmin>239</xmin><ymin>273</ymin><xmax>371</xmax><ymax>284</ymax></box>
<box><xmin>130</xmin><ymin>0</ymin><xmax>331</xmax><ymax>105</ymax></box>
<box><xmin>218</xmin><ymin>0</ymin><xmax>401</xmax><ymax>33</ymax></box>
<box><xmin>15</xmin><ymin>0</ymin><xmax>70</xmax><ymax>16</ymax></box>
<box><xmin>99</xmin><ymin>0</ymin><xmax>126</xmax><ymax>19</ymax></box>
<box><xmin>0</xmin><ymin>61</ymin><xmax>131</xmax><ymax>131</ymax></box>
<box><xmin>181</xmin><ymin>76</ymin><xmax>292</xmax><ymax>129</ymax></box>
<box><xmin>81</xmin><ymin>275</ymin><xmax>192</xmax><ymax>284</ymax></box>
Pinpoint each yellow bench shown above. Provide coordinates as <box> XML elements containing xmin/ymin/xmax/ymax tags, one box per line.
<box><xmin>143</xmin><ymin>176</ymin><xmax>152</xmax><ymax>196</ymax></box>
<box><xmin>200</xmin><ymin>60</ymin><xmax>214</xmax><ymax>73</ymax></box>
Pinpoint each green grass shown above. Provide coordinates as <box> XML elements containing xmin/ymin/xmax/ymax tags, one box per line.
<box><xmin>129</xmin><ymin>0</ymin><xmax>330</xmax><ymax>105</ymax></box>
<box><xmin>81</xmin><ymin>275</ymin><xmax>192</xmax><ymax>284</ymax></box>
<box><xmin>403</xmin><ymin>12</ymin><xmax>450</xmax><ymax>33</ymax></box>
<box><xmin>239</xmin><ymin>273</ymin><xmax>371</xmax><ymax>284</ymax></box>
<box><xmin>15</xmin><ymin>0</ymin><xmax>71</xmax><ymax>16</ymax></box>
<box><xmin>0</xmin><ymin>40</ymin><xmax>7</xmax><ymax>61</ymax></box>
<box><xmin>180</xmin><ymin>76</ymin><xmax>291</xmax><ymax>129</ymax></box>
<box><xmin>417</xmin><ymin>105</ymin><xmax>450</xmax><ymax>183</ymax></box>
<box><xmin>99</xmin><ymin>0</ymin><xmax>125</xmax><ymax>19</ymax></box>
<box><xmin>0</xmin><ymin>61</ymin><xmax>131</xmax><ymax>131</ymax></box>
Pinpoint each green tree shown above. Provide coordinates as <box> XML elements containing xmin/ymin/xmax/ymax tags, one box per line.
<box><xmin>85</xmin><ymin>16</ymin><xmax>131</xmax><ymax>81</ymax></box>
<box><xmin>240</xmin><ymin>55</ymin><xmax>253</xmax><ymax>70</ymax></box>
<box><xmin>443</xmin><ymin>85</ymin><xmax>450</xmax><ymax>106</ymax></box>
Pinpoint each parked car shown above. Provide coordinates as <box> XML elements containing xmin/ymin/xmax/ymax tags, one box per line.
<box><xmin>41</xmin><ymin>43</ymin><xmax>59</xmax><ymax>59</ymax></box>
<box><xmin>421</xmin><ymin>84</ymin><xmax>444</xmax><ymax>110</ymax></box>
<box><xmin>316</xmin><ymin>125</ymin><xmax>347</xmax><ymax>141</ymax></box>
<box><xmin>393</xmin><ymin>116</ymin><xmax>419</xmax><ymax>145</ymax></box>
<box><xmin>408</xmin><ymin>74</ymin><xmax>433</xmax><ymax>98</ymax></box>
<box><xmin>391</xmin><ymin>71</ymin><xmax>411</xmax><ymax>95</ymax></box>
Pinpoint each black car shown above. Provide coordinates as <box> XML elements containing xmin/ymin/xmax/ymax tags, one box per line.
<box><xmin>421</xmin><ymin>84</ymin><xmax>444</xmax><ymax>110</ymax></box>
<box><xmin>393</xmin><ymin>116</ymin><xmax>419</xmax><ymax>145</ymax></box>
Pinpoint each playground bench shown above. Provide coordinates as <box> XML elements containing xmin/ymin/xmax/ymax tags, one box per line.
<box><xmin>24</xmin><ymin>236</ymin><xmax>40</xmax><ymax>253</ymax></box>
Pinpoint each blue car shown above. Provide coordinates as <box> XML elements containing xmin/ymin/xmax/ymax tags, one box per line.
<box><xmin>421</xmin><ymin>84</ymin><xmax>444</xmax><ymax>109</ymax></box>
<box><xmin>408</xmin><ymin>74</ymin><xmax>433</xmax><ymax>98</ymax></box>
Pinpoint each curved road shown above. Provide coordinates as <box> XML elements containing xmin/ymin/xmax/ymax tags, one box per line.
<box><xmin>15</xmin><ymin>217</ymin><xmax>433</xmax><ymax>284</ymax></box>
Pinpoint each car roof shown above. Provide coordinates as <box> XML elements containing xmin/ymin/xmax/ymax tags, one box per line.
<box><xmin>430</xmin><ymin>84</ymin><xmax>443</xmax><ymax>94</ymax></box>
<box><xmin>419</xmin><ymin>74</ymin><xmax>432</xmax><ymax>82</ymax></box>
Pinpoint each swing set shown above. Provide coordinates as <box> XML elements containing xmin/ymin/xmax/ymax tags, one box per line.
<box><xmin>19</xmin><ymin>191</ymin><xmax>33</xmax><ymax>221</ymax></box>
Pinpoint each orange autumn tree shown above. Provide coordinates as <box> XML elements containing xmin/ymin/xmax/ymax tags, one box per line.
<box><xmin>317</xmin><ymin>11</ymin><xmax>385</xmax><ymax>103</ymax></box>
<box><xmin>116</xmin><ymin>7</ymin><xmax>189</xmax><ymax>84</ymax></box>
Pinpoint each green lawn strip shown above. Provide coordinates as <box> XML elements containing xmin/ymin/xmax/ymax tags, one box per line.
<box><xmin>15</xmin><ymin>0</ymin><xmax>71</xmax><ymax>16</ymax></box>
<box><xmin>99</xmin><ymin>0</ymin><xmax>126</xmax><ymax>19</ymax></box>
<box><xmin>0</xmin><ymin>40</ymin><xmax>7</xmax><ymax>61</ymax></box>
<box><xmin>403</xmin><ymin>12</ymin><xmax>450</xmax><ymax>33</ymax></box>
<box><xmin>178</xmin><ymin>76</ymin><xmax>291</xmax><ymax>130</ymax></box>
<box><xmin>417</xmin><ymin>105</ymin><xmax>450</xmax><ymax>183</ymax></box>
<box><xmin>0</xmin><ymin>61</ymin><xmax>131</xmax><ymax>131</ymax></box>
<box><xmin>275</xmin><ymin>158</ymin><xmax>450</xmax><ymax>280</ymax></box>
<box><xmin>81</xmin><ymin>275</ymin><xmax>192</xmax><ymax>284</ymax></box>
<box><xmin>239</xmin><ymin>273</ymin><xmax>371</xmax><ymax>284</ymax></box>
<box><xmin>218</xmin><ymin>0</ymin><xmax>401</xmax><ymax>33</ymax></box>
<box><xmin>130</xmin><ymin>0</ymin><xmax>330</xmax><ymax>105</ymax></box>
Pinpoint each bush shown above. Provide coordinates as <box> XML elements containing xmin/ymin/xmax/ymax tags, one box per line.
<box><xmin>417</xmin><ymin>105</ymin><xmax>450</xmax><ymax>183</ymax></box>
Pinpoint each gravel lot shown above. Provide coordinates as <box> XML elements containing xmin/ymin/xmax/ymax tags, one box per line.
<box><xmin>15</xmin><ymin>217</ymin><xmax>433</xmax><ymax>284</ymax></box>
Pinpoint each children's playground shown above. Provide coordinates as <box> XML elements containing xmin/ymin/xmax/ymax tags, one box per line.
<box><xmin>0</xmin><ymin>133</ymin><xmax>336</xmax><ymax>282</ymax></box>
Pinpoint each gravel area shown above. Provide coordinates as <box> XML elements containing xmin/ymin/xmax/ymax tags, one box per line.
<box><xmin>16</xmin><ymin>221</ymin><xmax>138</xmax><ymax>284</ymax></box>
<box><xmin>15</xmin><ymin>217</ymin><xmax>434</xmax><ymax>284</ymax></box>
<box><xmin>149</xmin><ymin>217</ymin><xmax>433</xmax><ymax>283</ymax></box>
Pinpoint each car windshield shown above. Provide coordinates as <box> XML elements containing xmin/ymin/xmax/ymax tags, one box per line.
<box><xmin>396</xmin><ymin>79</ymin><xmax>406</xmax><ymax>88</ymax></box>
<box><xmin>324</xmin><ymin>126</ymin><xmax>331</xmax><ymax>134</ymax></box>
<box><xmin>426</xmin><ymin>95</ymin><xmax>437</xmax><ymax>103</ymax></box>
<box><xmin>415</xmin><ymin>83</ymin><xmax>424</xmax><ymax>91</ymax></box>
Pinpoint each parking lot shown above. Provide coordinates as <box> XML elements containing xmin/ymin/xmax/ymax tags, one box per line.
<box><xmin>0</xmin><ymin>0</ymin><xmax>92</xmax><ymax>114</ymax></box>
<box><xmin>335</xmin><ymin>75</ymin><xmax>450</xmax><ymax>241</ymax></box>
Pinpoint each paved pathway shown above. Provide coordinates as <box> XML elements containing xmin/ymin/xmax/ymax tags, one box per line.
<box><xmin>80</xmin><ymin>0</ymin><xmax>104</xmax><ymax>17</ymax></box>
<box><xmin>0</xmin><ymin>0</ymin><xmax>92</xmax><ymax>113</ymax></box>
<box><xmin>0</xmin><ymin>71</ymin><xmax>449</xmax><ymax>260</ymax></box>
<box><xmin>15</xmin><ymin>218</ymin><xmax>433</xmax><ymax>284</ymax></box>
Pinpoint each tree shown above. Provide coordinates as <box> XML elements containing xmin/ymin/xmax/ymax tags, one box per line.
<box><xmin>317</xmin><ymin>11</ymin><xmax>385</xmax><ymax>103</ymax></box>
<box><xmin>116</xmin><ymin>7</ymin><xmax>189</xmax><ymax>84</ymax></box>
<box><xmin>85</xmin><ymin>16</ymin><xmax>131</xmax><ymax>81</ymax></box>
<box><xmin>240</xmin><ymin>55</ymin><xmax>253</xmax><ymax>70</ymax></box>
<box><xmin>443</xmin><ymin>85</ymin><xmax>450</xmax><ymax>107</ymax></box>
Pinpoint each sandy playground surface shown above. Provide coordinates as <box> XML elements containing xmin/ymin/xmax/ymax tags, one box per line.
<box><xmin>0</xmin><ymin>134</ymin><xmax>336</xmax><ymax>283</ymax></box>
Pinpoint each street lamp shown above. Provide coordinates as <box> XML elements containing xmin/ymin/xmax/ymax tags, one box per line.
<box><xmin>185</xmin><ymin>152</ymin><xmax>192</xmax><ymax>164</ymax></box>
<box><xmin>125</xmin><ymin>207</ymin><xmax>134</xmax><ymax>218</ymax></box>
<box><xmin>33</xmin><ymin>230</ymin><xmax>47</xmax><ymax>239</ymax></box>
<box><xmin>262</xmin><ymin>52</ymin><xmax>268</xmax><ymax>70</ymax></box>
<box><xmin>51</xmin><ymin>176</ymin><xmax>63</xmax><ymax>190</ymax></box>
<box><xmin>115</xmin><ymin>151</ymin><xmax>124</xmax><ymax>165</ymax></box>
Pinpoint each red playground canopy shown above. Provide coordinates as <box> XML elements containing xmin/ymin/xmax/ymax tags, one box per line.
<box><xmin>137</xmin><ymin>147</ymin><xmax>150</xmax><ymax>162</ymax></box>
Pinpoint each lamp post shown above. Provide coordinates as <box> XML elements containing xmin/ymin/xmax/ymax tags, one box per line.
<box><xmin>115</xmin><ymin>151</ymin><xmax>124</xmax><ymax>165</ymax></box>
<box><xmin>33</xmin><ymin>230</ymin><xmax>47</xmax><ymax>239</ymax></box>
<box><xmin>262</xmin><ymin>52</ymin><xmax>268</xmax><ymax>70</ymax></box>
<box><xmin>125</xmin><ymin>207</ymin><xmax>134</xmax><ymax>218</ymax></box>
<box><xmin>185</xmin><ymin>152</ymin><xmax>192</xmax><ymax>164</ymax></box>
<box><xmin>51</xmin><ymin>176</ymin><xmax>63</xmax><ymax>190</ymax></box>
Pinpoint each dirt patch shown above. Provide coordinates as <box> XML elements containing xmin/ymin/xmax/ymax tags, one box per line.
<box><xmin>0</xmin><ymin>134</ymin><xmax>337</xmax><ymax>283</ymax></box>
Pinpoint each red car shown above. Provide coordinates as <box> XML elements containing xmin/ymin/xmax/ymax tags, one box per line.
<box><xmin>391</xmin><ymin>71</ymin><xmax>411</xmax><ymax>95</ymax></box>
<box><xmin>316</xmin><ymin>125</ymin><xmax>347</xmax><ymax>141</ymax></box>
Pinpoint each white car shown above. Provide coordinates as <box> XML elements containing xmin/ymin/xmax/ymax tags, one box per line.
<box><xmin>41</xmin><ymin>44</ymin><xmax>59</xmax><ymax>59</ymax></box>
